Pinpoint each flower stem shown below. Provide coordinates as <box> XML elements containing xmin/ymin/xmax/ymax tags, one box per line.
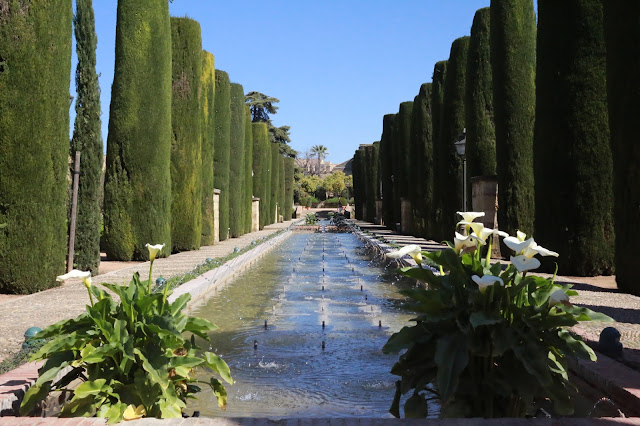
<box><xmin>148</xmin><ymin>259</ymin><xmax>154</xmax><ymax>293</ymax></box>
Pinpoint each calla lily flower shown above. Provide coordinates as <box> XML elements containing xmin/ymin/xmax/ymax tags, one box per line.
<box><xmin>510</xmin><ymin>255</ymin><xmax>541</xmax><ymax>272</ymax></box>
<box><xmin>522</xmin><ymin>242</ymin><xmax>559</xmax><ymax>259</ymax></box>
<box><xmin>454</xmin><ymin>232</ymin><xmax>485</xmax><ymax>253</ymax></box>
<box><xmin>145</xmin><ymin>243</ymin><xmax>165</xmax><ymax>262</ymax></box>
<box><xmin>549</xmin><ymin>289</ymin><xmax>570</xmax><ymax>307</ymax></box>
<box><xmin>386</xmin><ymin>244</ymin><xmax>423</xmax><ymax>264</ymax></box>
<box><xmin>457</xmin><ymin>221</ymin><xmax>485</xmax><ymax>237</ymax></box>
<box><xmin>475</xmin><ymin>227</ymin><xmax>509</xmax><ymax>243</ymax></box>
<box><xmin>516</xmin><ymin>230</ymin><xmax>527</xmax><ymax>242</ymax></box>
<box><xmin>503</xmin><ymin>237</ymin><xmax>535</xmax><ymax>255</ymax></box>
<box><xmin>472</xmin><ymin>274</ymin><xmax>504</xmax><ymax>293</ymax></box>
<box><xmin>123</xmin><ymin>404</ymin><xmax>146</xmax><ymax>420</ymax></box>
<box><xmin>57</xmin><ymin>269</ymin><xmax>92</xmax><ymax>289</ymax></box>
<box><xmin>457</xmin><ymin>211</ymin><xmax>485</xmax><ymax>223</ymax></box>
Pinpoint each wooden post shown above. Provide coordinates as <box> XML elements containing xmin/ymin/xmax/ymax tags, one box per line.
<box><xmin>67</xmin><ymin>151</ymin><xmax>81</xmax><ymax>272</ymax></box>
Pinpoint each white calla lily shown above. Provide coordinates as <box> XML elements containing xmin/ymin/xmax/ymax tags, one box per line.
<box><xmin>145</xmin><ymin>243</ymin><xmax>165</xmax><ymax>262</ymax></box>
<box><xmin>454</xmin><ymin>232</ymin><xmax>485</xmax><ymax>253</ymax></box>
<box><xmin>457</xmin><ymin>211</ymin><xmax>485</xmax><ymax>223</ymax></box>
<box><xmin>475</xmin><ymin>227</ymin><xmax>510</xmax><ymax>243</ymax></box>
<box><xmin>57</xmin><ymin>269</ymin><xmax>91</xmax><ymax>282</ymax></box>
<box><xmin>503</xmin><ymin>237</ymin><xmax>535</xmax><ymax>255</ymax></box>
<box><xmin>472</xmin><ymin>274</ymin><xmax>504</xmax><ymax>293</ymax></box>
<box><xmin>549</xmin><ymin>289</ymin><xmax>570</xmax><ymax>307</ymax></box>
<box><xmin>510</xmin><ymin>255</ymin><xmax>541</xmax><ymax>272</ymax></box>
<box><xmin>457</xmin><ymin>221</ymin><xmax>485</xmax><ymax>237</ymax></box>
<box><xmin>386</xmin><ymin>244</ymin><xmax>423</xmax><ymax>264</ymax></box>
<box><xmin>516</xmin><ymin>230</ymin><xmax>527</xmax><ymax>242</ymax></box>
<box><xmin>522</xmin><ymin>242</ymin><xmax>559</xmax><ymax>259</ymax></box>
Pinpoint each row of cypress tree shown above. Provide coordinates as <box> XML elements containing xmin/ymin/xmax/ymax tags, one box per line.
<box><xmin>0</xmin><ymin>0</ymin><xmax>295</xmax><ymax>294</ymax></box>
<box><xmin>353</xmin><ymin>0</ymin><xmax>639</xmax><ymax>295</ymax></box>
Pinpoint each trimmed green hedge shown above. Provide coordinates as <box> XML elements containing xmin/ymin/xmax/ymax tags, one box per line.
<box><xmin>284</xmin><ymin>157</ymin><xmax>295</xmax><ymax>221</ymax></box>
<box><xmin>352</xmin><ymin>149</ymin><xmax>363</xmax><ymax>220</ymax></box>
<box><xmin>534</xmin><ymin>0</ymin><xmax>614</xmax><ymax>276</ymax></box>
<box><xmin>466</xmin><ymin>7</ymin><xmax>496</xmax><ymax>183</ymax></box>
<box><xmin>214</xmin><ymin>70</ymin><xmax>231</xmax><ymax>241</ymax></box>
<box><xmin>229</xmin><ymin>82</ymin><xmax>246</xmax><ymax>238</ymax></box>
<box><xmin>71</xmin><ymin>0</ymin><xmax>102</xmax><ymax>273</ymax></box>
<box><xmin>200</xmin><ymin>51</ymin><xmax>216</xmax><ymax>245</ymax></box>
<box><xmin>604</xmin><ymin>2</ymin><xmax>640</xmax><ymax>295</ymax></box>
<box><xmin>103</xmin><ymin>0</ymin><xmax>172</xmax><ymax>261</ymax></box>
<box><xmin>269</xmin><ymin>143</ymin><xmax>281</xmax><ymax>225</ymax></box>
<box><xmin>170</xmin><ymin>17</ymin><xmax>202</xmax><ymax>252</ymax></box>
<box><xmin>252</xmin><ymin>123</ymin><xmax>269</xmax><ymax>229</ymax></box>
<box><xmin>0</xmin><ymin>0</ymin><xmax>72</xmax><ymax>293</ymax></box>
<box><xmin>431</xmin><ymin>60</ymin><xmax>448</xmax><ymax>241</ymax></box>
<box><xmin>365</xmin><ymin>144</ymin><xmax>379</xmax><ymax>223</ymax></box>
<box><xmin>243</xmin><ymin>105</ymin><xmax>254</xmax><ymax>233</ymax></box>
<box><xmin>380</xmin><ymin>114</ymin><xmax>396</xmax><ymax>228</ymax></box>
<box><xmin>394</xmin><ymin>104</ymin><xmax>413</xmax><ymax>232</ymax></box>
<box><xmin>440</xmin><ymin>36</ymin><xmax>469</xmax><ymax>235</ymax></box>
<box><xmin>278</xmin><ymin>156</ymin><xmax>286</xmax><ymax>221</ymax></box>
<box><xmin>410</xmin><ymin>83</ymin><xmax>434</xmax><ymax>238</ymax></box>
<box><xmin>490</xmin><ymin>0</ymin><xmax>536</xmax><ymax>238</ymax></box>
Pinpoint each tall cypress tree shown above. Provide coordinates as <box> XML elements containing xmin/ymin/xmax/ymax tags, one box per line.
<box><xmin>491</xmin><ymin>0</ymin><xmax>536</xmax><ymax>238</ymax></box>
<box><xmin>394</xmin><ymin>103</ymin><xmax>413</xmax><ymax>232</ymax></box>
<box><xmin>243</xmin><ymin>105</ymin><xmax>254</xmax><ymax>233</ymax></box>
<box><xmin>170</xmin><ymin>17</ymin><xmax>202</xmax><ymax>252</ymax></box>
<box><xmin>364</xmin><ymin>144</ymin><xmax>378</xmax><ymax>223</ymax></box>
<box><xmin>604</xmin><ymin>2</ymin><xmax>640</xmax><ymax>295</ymax></box>
<box><xmin>466</xmin><ymin>8</ymin><xmax>496</xmax><ymax>184</ymax></box>
<box><xmin>284</xmin><ymin>157</ymin><xmax>295</xmax><ymax>221</ymax></box>
<box><xmin>213</xmin><ymin>70</ymin><xmax>231</xmax><ymax>240</ymax></box>
<box><xmin>0</xmin><ymin>0</ymin><xmax>72</xmax><ymax>293</ymax></box>
<box><xmin>269</xmin><ymin>143</ymin><xmax>281</xmax><ymax>224</ymax></box>
<box><xmin>228</xmin><ymin>83</ymin><xmax>246</xmax><ymax>238</ymax></box>
<box><xmin>104</xmin><ymin>0</ymin><xmax>172</xmax><ymax>260</ymax></box>
<box><xmin>440</xmin><ymin>37</ymin><xmax>469</xmax><ymax>235</ymax></box>
<box><xmin>431</xmin><ymin>61</ymin><xmax>448</xmax><ymax>241</ymax></box>
<box><xmin>263</xmin><ymin>133</ymin><xmax>272</xmax><ymax>227</ymax></box>
<box><xmin>71</xmin><ymin>0</ymin><xmax>102</xmax><ymax>273</ymax></box>
<box><xmin>410</xmin><ymin>83</ymin><xmax>434</xmax><ymax>238</ymax></box>
<box><xmin>352</xmin><ymin>149</ymin><xmax>363</xmax><ymax>220</ymax></box>
<box><xmin>200</xmin><ymin>51</ymin><xmax>216</xmax><ymax>245</ymax></box>
<box><xmin>380</xmin><ymin>114</ymin><xmax>396</xmax><ymax>227</ymax></box>
<box><xmin>252</xmin><ymin>123</ymin><xmax>269</xmax><ymax>229</ymax></box>
<box><xmin>278</xmin><ymin>156</ymin><xmax>286</xmax><ymax>221</ymax></box>
<box><xmin>371</xmin><ymin>141</ymin><xmax>381</xmax><ymax>222</ymax></box>
<box><xmin>534</xmin><ymin>0</ymin><xmax>614</xmax><ymax>276</ymax></box>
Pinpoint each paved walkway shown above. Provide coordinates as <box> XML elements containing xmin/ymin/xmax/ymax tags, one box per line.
<box><xmin>0</xmin><ymin>219</ymin><xmax>297</xmax><ymax>361</ymax></box>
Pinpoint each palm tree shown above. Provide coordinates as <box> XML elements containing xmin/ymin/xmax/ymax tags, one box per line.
<box><xmin>311</xmin><ymin>145</ymin><xmax>328</xmax><ymax>175</ymax></box>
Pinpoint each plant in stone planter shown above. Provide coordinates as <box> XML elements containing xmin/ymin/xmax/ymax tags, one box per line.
<box><xmin>383</xmin><ymin>212</ymin><xmax>611</xmax><ymax>418</ymax></box>
<box><xmin>19</xmin><ymin>244</ymin><xmax>232</xmax><ymax>423</ymax></box>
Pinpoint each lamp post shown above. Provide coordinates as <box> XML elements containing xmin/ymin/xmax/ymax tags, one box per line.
<box><xmin>454</xmin><ymin>128</ymin><xmax>467</xmax><ymax>212</ymax></box>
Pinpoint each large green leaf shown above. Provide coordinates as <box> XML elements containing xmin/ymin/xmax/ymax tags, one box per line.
<box><xmin>185</xmin><ymin>316</ymin><xmax>219</xmax><ymax>336</ymax></box>
<box><xmin>557</xmin><ymin>329</ymin><xmax>596</xmax><ymax>361</ymax></box>
<box><xmin>469</xmin><ymin>311</ymin><xmax>502</xmax><ymax>329</ymax></box>
<box><xmin>146</xmin><ymin>315</ymin><xmax>182</xmax><ymax>339</ymax></box>
<box><xmin>383</xmin><ymin>325</ymin><xmax>430</xmax><ymax>354</ymax></box>
<box><xmin>81</xmin><ymin>343</ymin><xmax>118</xmax><ymax>365</ymax></box>
<box><xmin>158</xmin><ymin>395</ymin><xmax>185</xmax><ymax>418</ymax></box>
<box><xmin>434</xmin><ymin>334</ymin><xmax>469</xmax><ymax>402</ymax></box>
<box><xmin>209</xmin><ymin>378</ymin><xmax>228</xmax><ymax>410</ymax></box>
<box><xmin>97</xmin><ymin>401</ymin><xmax>126</xmax><ymax>424</ymax></box>
<box><xmin>19</xmin><ymin>382</ymin><xmax>51</xmax><ymax>415</ymax></box>
<box><xmin>560</xmin><ymin>305</ymin><xmax>613</xmax><ymax>323</ymax></box>
<box><xmin>389</xmin><ymin>380</ymin><xmax>402</xmax><ymax>418</ymax></box>
<box><xmin>74</xmin><ymin>379</ymin><xmax>110</xmax><ymax>399</ymax></box>
<box><xmin>204</xmin><ymin>352</ymin><xmax>233</xmax><ymax>384</ymax></box>
<box><xmin>134</xmin><ymin>348</ymin><xmax>170</xmax><ymax>390</ymax></box>
<box><xmin>60</xmin><ymin>395</ymin><xmax>98</xmax><ymax>417</ymax></box>
<box><xmin>404</xmin><ymin>392</ymin><xmax>429</xmax><ymax>418</ymax></box>
<box><xmin>170</xmin><ymin>294</ymin><xmax>192</xmax><ymax>316</ymax></box>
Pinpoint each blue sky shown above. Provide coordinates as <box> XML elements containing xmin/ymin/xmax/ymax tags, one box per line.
<box><xmin>73</xmin><ymin>0</ymin><xmax>493</xmax><ymax>164</ymax></box>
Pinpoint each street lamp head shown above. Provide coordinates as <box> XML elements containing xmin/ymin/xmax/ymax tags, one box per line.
<box><xmin>454</xmin><ymin>128</ymin><xmax>466</xmax><ymax>157</ymax></box>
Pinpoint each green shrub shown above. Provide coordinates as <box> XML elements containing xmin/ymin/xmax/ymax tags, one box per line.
<box><xmin>251</xmin><ymin>123</ymin><xmax>269</xmax><ymax>229</ymax></box>
<box><xmin>491</xmin><ymin>0</ymin><xmax>536</xmax><ymax>238</ymax></box>
<box><xmin>410</xmin><ymin>83</ymin><xmax>434</xmax><ymax>238</ymax></box>
<box><xmin>466</xmin><ymin>8</ymin><xmax>496</xmax><ymax>183</ymax></box>
<box><xmin>380</xmin><ymin>114</ymin><xmax>396</xmax><ymax>228</ymax></box>
<box><xmin>269</xmin><ymin>144</ymin><xmax>281</xmax><ymax>225</ymax></box>
<box><xmin>365</xmin><ymin>143</ymin><xmax>379</xmax><ymax>223</ymax></box>
<box><xmin>228</xmin><ymin>83</ymin><xmax>246</xmax><ymax>238</ymax></box>
<box><xmin>200</xmin><ymin>51</ymin><xmax>216</xmax><ymax>245</ymax></box>
<box><xmin>103</xmin><ymin>0</ymin><xmax>172</xmax><ymax>261</ymax></box>
<box><xmin>214</xmin><ymin>70</ymin><xmax>231</xmax><ymax>241</ymax></box>
<box><xmin>243</xmin><ymin>106</ymin><xmax>254</xmax><ymax>233</ymax></box>
<box><xmin>284</xmin><ymin>157</ymin><xmax>295</xmax><ymax>221</ymax></box>
<box><xmin>431</xmin><ymin>61</ymin><xmax>448</xmax><ymax>241</ymax></box>
<box><xmin>534</xmin><ymin>0</ymin><xmax>614</xmax><ymax>276</ymax></box>
<box><xmin>170</xmin><ymin>17</ymin><xmax>202</xmax><ymax>252</ymax></box>
<box><xmin>393</xmin><ymin>105</ymin><xmax>413</xmax><ymax>231</ymax></box>
<box><xmin>71</xmin><ymin>0</ymin><xmax>103</xmax><ymax>273</ymax></box>
<box><xmin>440</xmin><ymin>37</ymin><xmax>469</xmax><ymax>236</ymax></box>
<box><xmin>604</xmin><ymin>2</ymin><xmax>640</xmax><ymax>295</ymax></box>
<box><xmin>278</xmin><ymin>156</ymin><xmax>286</xmax><ymax>221</ymax></box>
<box><xmin>0</xmin><ymin>0</ymin><xmax>72</xmax><ymax>293</ymax></box>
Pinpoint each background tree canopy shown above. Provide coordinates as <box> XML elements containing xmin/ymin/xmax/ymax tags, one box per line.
<box><xmin>245</xmin><ymin>91</ymin><xmax>296</xmax><ymax>157</ymax></box>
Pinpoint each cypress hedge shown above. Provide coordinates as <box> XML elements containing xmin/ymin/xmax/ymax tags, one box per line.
<box><xmin>534</xmin><ymin>0</ymin><xmax>614</xmax><ymax>276</ymax></box>
<box><xmin>263</xmin><ymin>134</ymin><xmax>272</xmax><ymax>227</ymax></box>
<box><xmin>380</xmin><ymin>114</ymin><xmax>396</xmax><ymax>227</ymax></box>
<box><xmin>269</xmin><ymin>143</ymin><xmax>281</xmax><ymax>224</ymax></box>
<box><xmin>490</xmin><ymin>0</ymin><xmax>536</xmax><ymax>238</ymax></box>
<box><xmin>252</xmin><ymin>123</ymin><xmax>269</xmax><ymax>229</ymax></box>
<box><xmin>393</xmin><ymin>105</ymin><xmax>412</xmax><ymax>232</ymax></box>
<box><xmin>104</xmin><ymin>0</ymin><xmax>172</xmax><ymax>261</ymax></box>
<box><xmin>213</xmin><ymin>70</ymin><xmax>231</xmax><ymax>241</ymax></box>
<box><xmin>431</xmin><ymin>61</ymin><xmax>448</xmax><ymax>241</ymax></box>
<box><xmin>200</xmin><ymin>50</ymin><xmax>215</xmax><ymax>245</ymax></box>
<box><xmin>410</xmin><ymin>83</ymin><xmax>434</xmax><ymax>238</ymax></box>
<box><xmin>278</xmin><ymin>156</ymin><xmax>286</xmax><ymax>221</ymax></box>
<box><xmin>0</xmin><ymin>0</ymin><xmax>72</xmax><ymax>293</ymax></box>
<box><xmin>284</xmin><ymin>157</ymin><xmax>295</xmax><ymax>221</ymax></box>
<box><xmin>604</xmin><ymin>2</ymin><xmax>640</xmax><ymax>295</ymax></box>
<box><xmin>466</xmin><ymin>8</ymin><xmax>496</xmax><ymax>185</ymax></box>
<box><xmin>352</xmin><ymin>149</ymin><xmax>363</xmax><ymax>220</ymax></box>
<box><xmin>170</xmin><ymin>17</ymin><xmax>202</xmax><ymax>252</ymax></box>
<box><xmin>365</xmin><ymin>144</ymin><xmax>378</xmax><ymax>223</ymax></box>
<box><xmin>243</xmin><ymin>105</ymin><xmax>254</xmax><ymax>233</ymax></box>
<box><xmin>71</xmin><ymin>0</ymin><xmax>102</xmax><ymax>273</ymax></box>
<box><xmin>229</xmin><ymin>82</ymin><xmax>246</xmax><ymax>238</ymax></box>
<box><xmin>440</xmin><ymin>37</ymin><xmax>469</xmax><ymax>235</ymax></box>
<box><xmin>371</xmin><ymin>141</ymin><xmax>381</xmax><ymax>221</ymax></box>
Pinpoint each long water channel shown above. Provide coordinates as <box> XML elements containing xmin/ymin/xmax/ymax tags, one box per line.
<box><xmin>188</xmin><ymin>228</ymin><xmax>438</xmax><ymax>418</ymax></box>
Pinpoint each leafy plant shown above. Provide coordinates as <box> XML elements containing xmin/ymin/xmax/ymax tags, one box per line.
<box><xmin>305</xmin><ymin>213</ymin><xmax>318</xmax><ymax>225</ymax></box>
<box><xmin>19</xmin><ymin>244</ymin><xmax>232</xmax><ymax>423</ymax></box>
<box><xmin>383</xmin><ymin>212</ymin><xmax>611</xmax><ymax>418</ymax></box>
